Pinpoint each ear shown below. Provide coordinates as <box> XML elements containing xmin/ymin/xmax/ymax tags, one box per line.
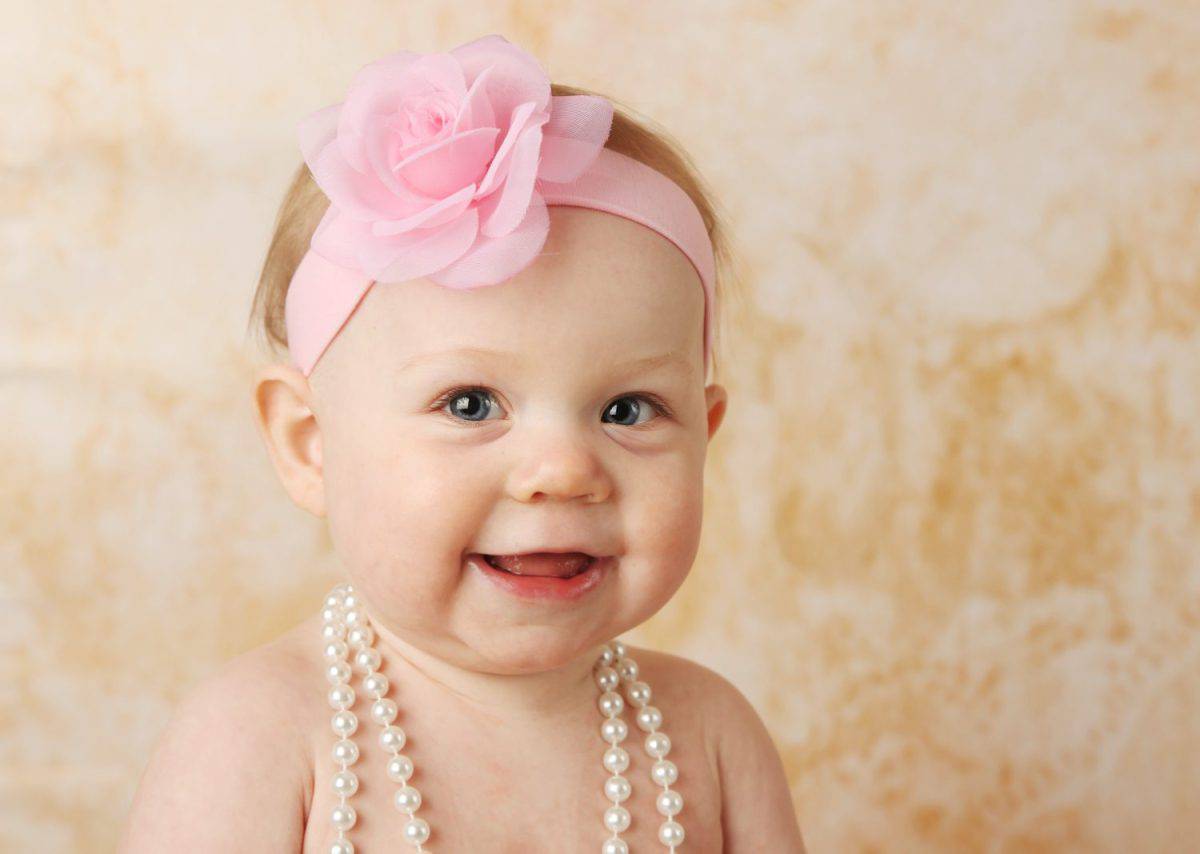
<box><xmin>250</xmin><ymin>363</ymin><xmax>326</xmax><ymax>518</ymax></box>
<box><xmin>703</xmin><ymin>382</ymin><xmax>728</xmax><ymax>442</ymax></box>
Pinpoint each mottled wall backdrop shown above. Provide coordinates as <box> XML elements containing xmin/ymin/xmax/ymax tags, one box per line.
<box><xmin>3</xmin><ymin>1</ymin><xmax>1198</xmax><ymax>850</ymax></box>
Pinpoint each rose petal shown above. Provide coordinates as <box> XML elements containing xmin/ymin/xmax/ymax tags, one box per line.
<box><xmin>338</xmin><ymin>51</ymin><xmax>465</xmax><ymax>174</ymax></box>
<box><xmin>365</xmin><ymin>207</ymin><xmax>481</xmax><ymax>283</ymax></box>
<box><xmin>428</xmin><ymin>192</ymin><xmax>550</xmax><ymax>289</ymax></box>
<box><xmin>362</xmin><ymin>121</ymin><xmax>438</xmax><ymax>209</ymax></box>
<box><xmin>481</xmin><ymin>122</ymin><xmax>543</xmax><ymax>238</ymax></box>
<box><xmin>451</xmin><ymin>63</ymin><xmax>497</xmax><ymax>135</ymax></box>
<box><xmin>476</xmin><ymin>100</ymin><xmax>542</xmax><ymax>197</ymax></box>
<box><xmin>537</xmin><ymin>94</ymin><xmax>613</xmax><ymax>183</ymax></box>
<box><xmin>371</xmin><ymin>181</ymin><xmax>476</xmax><ymax>236</ymax></box>
<box><xmin>450</xmin><ymin>34</ymin><xmax>550</xmax><ymax>136</ymax></box>
<box><xmin>310</xmin><ymin>139</ymin><xmax>413</xmax><ymax>221</ymax></box>
<box><xmin>298</xmin><ymin>102</ymin><xmax>341</xmax><ymax>166</ymax></box>
<box><xmin>310</xmin><ymin>207</ymin><xmax>372</xmax><ymax>269</ymax></box>
<box><xmin>393</xmin><ymin>126</ymin><xmax>499</xmax><ymax>198</ymax></box>
<box><xmin>335</xmin><ymin>51</ymin><xmax>419</xmax><ymax>174</ymax></box>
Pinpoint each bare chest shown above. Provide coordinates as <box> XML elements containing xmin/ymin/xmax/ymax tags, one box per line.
<box><xmin>300</xmin><ymin>707</ymin><xmax>723</xmax><ymax>853</ymax></box>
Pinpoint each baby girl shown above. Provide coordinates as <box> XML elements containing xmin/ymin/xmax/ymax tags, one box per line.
<box><xmin>119</xmin><ymin>33</ymin><xmax>806</xmax><ymax>854</ymax></box>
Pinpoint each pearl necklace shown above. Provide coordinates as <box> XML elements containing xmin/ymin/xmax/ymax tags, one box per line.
<box><xmin>319</xmin><ymin>583</ymin><xmax>687</xmax><ymax>853</ymax></box>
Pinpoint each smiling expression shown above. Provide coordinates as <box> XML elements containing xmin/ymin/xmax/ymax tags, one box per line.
<box><xmin>299</xmin><ymin>206</ymin><xmax>726</xmax><ymax>674</ymax></box>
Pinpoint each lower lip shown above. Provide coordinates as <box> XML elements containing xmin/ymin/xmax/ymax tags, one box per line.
<box><xmin>468</xmin><ymin>554</ymin><xmax>613</xmax><ymax>601</ymax></box>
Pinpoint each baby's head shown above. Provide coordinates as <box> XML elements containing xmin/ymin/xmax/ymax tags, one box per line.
<box><xmin>247</xmin><ymin>35</ymin><xmax>731</xmax><ymax>676</ymax></box>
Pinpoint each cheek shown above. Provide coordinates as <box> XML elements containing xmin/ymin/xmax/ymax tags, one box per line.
<box><xmin>322</xmin><ymin>433</ymin><xmax>490</xmax><ymax>596</ymax></box>
<box><xmin>621</xmin><ymin>456</ymin><xmax>705</xmax><ymax>598</ymax></box>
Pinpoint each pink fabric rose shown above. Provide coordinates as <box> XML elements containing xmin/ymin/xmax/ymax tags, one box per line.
<box><xmin>296</xmin><ymin>33</ymin><xmax>614</xmax><ymax>288</ymax></box>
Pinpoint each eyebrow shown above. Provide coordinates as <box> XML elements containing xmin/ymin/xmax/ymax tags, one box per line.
<box><xmin>397</xmin><ymin>347</ymin><xmax>693</xmax><ymax>376</ymax></box>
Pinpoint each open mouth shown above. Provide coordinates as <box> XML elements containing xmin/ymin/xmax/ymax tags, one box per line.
<box><xmin>481</xmin><ymin>553</ymin><xmax>596</xmax><ymax>579</ymax></box>
<box><xmin>471</xmin><ymin>552</ymin><xmax>611</xmax><ymax>601</ymax></box>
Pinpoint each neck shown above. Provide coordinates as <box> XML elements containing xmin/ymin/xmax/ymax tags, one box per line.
<box><xmin>364</xmin><ymin>612</ymin><xmax>611</xmax><ymax>727</ymax></box>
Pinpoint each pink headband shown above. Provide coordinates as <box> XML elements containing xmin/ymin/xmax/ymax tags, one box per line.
<box><xmin>284</xmin><ymin>34</ymin><xmax>716</xmax><ymax>379</ymax></box>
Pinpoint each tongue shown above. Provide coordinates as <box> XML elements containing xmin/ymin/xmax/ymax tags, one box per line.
<box><xmin>487</xmin><ymin>552</ymin><xmax>593</xmax><ymax>578</ymax></box>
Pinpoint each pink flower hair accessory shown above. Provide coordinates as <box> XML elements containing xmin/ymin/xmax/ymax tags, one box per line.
<box><xmin>285</xmin><ymin>33</ymin><xmax>716</xmax><ymax>378</ymax></box>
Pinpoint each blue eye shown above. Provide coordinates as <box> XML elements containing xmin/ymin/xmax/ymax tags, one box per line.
<box><xmin>602</xmin><ymin>395</ymin><xmax>667</xmax><ymax>427</ymax></box>
<box><xmin>431</xmin><ymin>387</ymin><xmax>672</xmax><ymax>426</ymax></box>
<box><xmin>434</xmin><ymin>387</ymin><xmax>501</xmax><ymax>423</ymax></box>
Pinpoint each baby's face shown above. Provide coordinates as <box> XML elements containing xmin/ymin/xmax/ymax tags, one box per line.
<box><xmin>285</xmin><ymin>207</ymin><xmax>726</xmax><ymax>674</ymax></box>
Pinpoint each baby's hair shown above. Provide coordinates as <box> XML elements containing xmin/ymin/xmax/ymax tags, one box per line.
<box><xmin>246</xmin><ymin>82</ymin><xmax>737</xmax><ymax>383</ymax></box>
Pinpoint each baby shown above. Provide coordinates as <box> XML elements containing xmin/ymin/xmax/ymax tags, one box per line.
<box><xmin>119</xmin><ymin>34</ymin><xmax>806</xmax><ymax>854</ymax></box>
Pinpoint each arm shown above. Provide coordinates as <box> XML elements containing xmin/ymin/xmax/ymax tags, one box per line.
<box><xmin>117</xmin><ymin>651</ymin><xmax>311</xmax><ymax>853</ymax></box>
<box><xmin>714</xmin><ymin>671</ymin><xmax>808</xmax><ymax>853</ymax></box>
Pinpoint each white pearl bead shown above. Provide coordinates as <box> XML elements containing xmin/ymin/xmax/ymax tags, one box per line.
<box><xmin>322</xmin><ymin>620</ymin><xmax>347</xmax><ymax>641</ymax></box>
<box><xmin>626</xmin><ymin>680</ymin><xmax>651</xmax><ymax>708</ymax></box>
<box><xmin>331</xmin><ymin>770</ymin><xmax>358</xmax><ymax>797</ymax></box>
<box><xmin>379</xmin><ymin>725</ymin><xmax>406</xmax><ymax>752</ymax></box>
<box><xmin>597</xmin><ymin>646</ymin><xmax>616</xmax><ymax>667</ymax></box>
<box><xmin>636</xmin><ymin>705</ymin><xmax>663</xmax><ymax>732</ymax></box>
<box><xmin>353</xmin><ymin>647</ymin><xmax>381</xmax><ymax>673</ymax></box>
<box><xmin>650</xmin><ymin>758</ymin><xmax>679</xmax><ymax>786</ymax></box>
<box><xmin>600</xmin><ymin>717</ymin><xmax>628</xmax><ymax>743</ymax></box>
<box><xmin>328</xmin><ymin>685</ymin><xmax>355</xmax><ymax>710</ymax></box>
<box><xmin>602</xmin><ymin>746</ymin><xmax>630</xmax><ymax>774</ymax></box>
<box><xmin>604</xmin><ymin>774</ymin><xmax>631</xmax><ymax>803</ymax></box>
<box><xmin>331</xmin><ymin>710</ymin><xmax>358</xmax><ymax>737</ymax></box>
<box><xmin>601</xmin><ymin>839</ymin><xmax>628</xmax><ymax>854</ymax></box>
<box><xmin>370</xmin><ymin>698</ymin><xmax>398</xmax><ymax>725</ymax></box>
<box><xmin>363</xmin><ymin>672</ymin><xmax>389</xmax><ymax>698</ymax></box>
<box><xmin>611</xmin><ymin>640</ymin><xmax>626</xmax><ymax>657</ymax></box>
<box><xmin>326</xmin><ymin>661</ymin><xmax>352</xmax><ymax>684</ymax></box>
<box><xmin>658</xmin><ymin>819</ymin><xmax>685</xmax><ymax>846</ymax></box>
<box><xmin>656</xmin><ymin>788</ymin><xmax>683</xmax><ymax>816</ymax></box>
<box><xmin>594</xmin><ymin>665</ymin><xmax>619</xmax><ymax>692</ymax></box>
<box><xmin>403</xmin><ymin>817</ymin><xmax>430</xmax><ymax>845</ymax></box>
<box><xmin>598</xmin><ymin>690</ymin><xmax>624</xmax><ymax>717</ymax></box>
<box><xmin>347</xmin><ymin>625</ymin><xmax>374</xmax><ymax>648</ymax></box>
<box><xmin>324</xmin><ymin>594</ymin><xmax>343</xmax><ymax>610</ymax></box>
<box><xmin>343</xmin><ymin>607</ymin><xmax>364</xmax><ymax>626</ymax></box>
<box><xmin>329</xmin><ymin>839</ymin><xmax>354</xmax><ymax>854</ymax></box>
<box><xmin>603</xmin><ymin>805</ymin><xmax>631</xmax><ymax>832</ymax></box>
<box><xmin>386</xmin><ymin>754</ymin><xmax>414</xmax><ymax>782</ymax></box>
<box><xmin>342</xmin><ymin>592</ymin><xmax>359</xmax><ymax>609</ymax></box>
<box><xmin>331</xmin><ymin>803</ymin><xmax>356</xmax><ymax>831</ymax></box>
<box><xmin>323</xmin><ymin>640</ymin><xmax>349</xmax><ymax>662</ymax></box>
<box><xmin>645</xmin><ymin>732</ymin><xmax>671</xmax><ymax>758</ymax></box>
<box><xmin>332</xmin><ymin>738</ymin><xmax>359</xmax><ymax>765</ymax></box>
<box><xmin>616</xmin><ymin>658</ymin><xmax>638</xmax><ymax>682</ymax></box>
<box><xmin>394</xmin><ymin>785</ymin><xmax>422</xmax><ymax>811</ymax></box>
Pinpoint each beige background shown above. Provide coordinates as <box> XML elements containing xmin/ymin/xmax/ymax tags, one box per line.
<box><xmin>3</xmin><ymin>1</ymin><xmax>1199</xmax><ymax>850</ymax></box>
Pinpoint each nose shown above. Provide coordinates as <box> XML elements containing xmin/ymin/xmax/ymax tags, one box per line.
<box><xmin>506</xmin><ymin>439</ymin><xmax>612</xmax><ymax>504</ymax></box>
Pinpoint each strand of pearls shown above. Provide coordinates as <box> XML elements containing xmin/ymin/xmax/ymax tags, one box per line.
<box><xmin>594</xmin><ymin>640</ymin><xmax>687</xmax><ymax>853</ymax></box>
<box><xmin>322</xmin><ymin>583</ymin><xmax>429</xmax><ymax>853</ymax></box>
<box><xmin>320</xmin><ymin>583</ymin><xmax>686</xmax><ymax>852</ymax></box>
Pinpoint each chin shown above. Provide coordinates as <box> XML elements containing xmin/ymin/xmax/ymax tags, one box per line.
<box><xmin>464</xmin><ymin>626</ymin><xmax>605</xmax><ymax>673</ymax></box>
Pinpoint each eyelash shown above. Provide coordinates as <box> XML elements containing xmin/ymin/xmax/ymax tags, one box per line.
<box><xmin>429</xmin><ymin>385</ymin><xmax>674</xmax><ymax>426</ymax></box>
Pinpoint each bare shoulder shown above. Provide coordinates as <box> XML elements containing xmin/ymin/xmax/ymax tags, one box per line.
<box><xmin>619</xmin><ymin>646</ymin><xmax>724</xmax><ymax>772</ymax></box>
<box><xmin>117</xmin><ymin>618</ymin><xmax>321</xmax><ymax>852</ymax></box>
<box><xmin>626</xmin><ymin>645</ymin><xmax>807</xmax><ymax>854</ymax></box>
